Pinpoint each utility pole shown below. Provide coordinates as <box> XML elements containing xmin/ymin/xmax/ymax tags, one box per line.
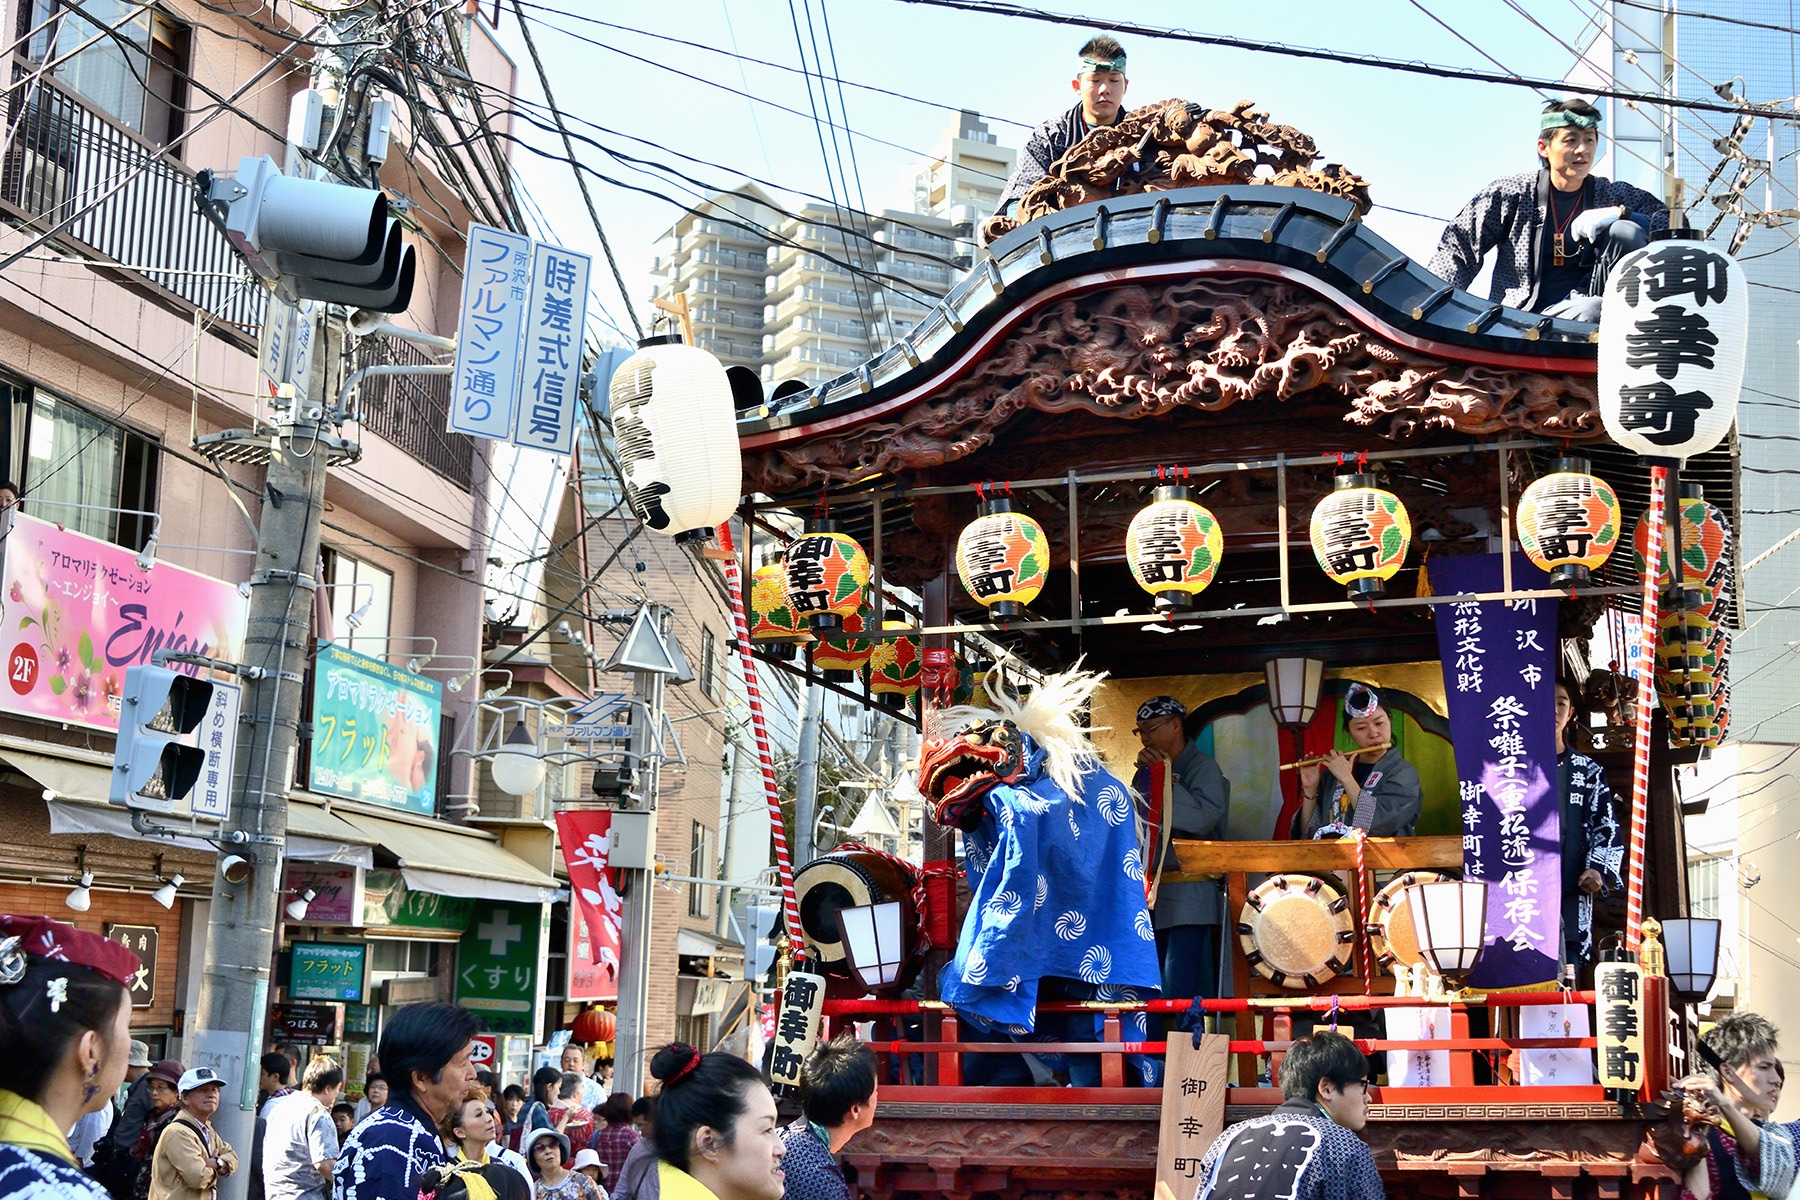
<box><xmin>793</xmin><ymin>682</ymin><xmax>824</xmax><ymax>866</ymax></box>
<box><xmin>188</xmin><ymin>10</ymin><xmax>375</xmax><ymax>1194</ymax></box>
<box><xmin>612</xmin><ymin>606</ymin><xmax>670</xmax><ymax>1094</ymax></box>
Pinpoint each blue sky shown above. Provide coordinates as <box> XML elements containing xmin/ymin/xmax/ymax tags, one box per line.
<box><xmin>497</xmin><ymin>0</ymin><xmax>1612</xmax><ymax>343</ymax></box>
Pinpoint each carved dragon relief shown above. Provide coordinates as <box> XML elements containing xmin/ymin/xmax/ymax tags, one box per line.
<box><xmin>742</xmin><ymin>278</ymin><xmax>1601</xmax><ymax>497</ymax></box>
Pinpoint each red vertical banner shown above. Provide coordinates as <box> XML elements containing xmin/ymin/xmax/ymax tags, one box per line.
<box><xmin>556</xmin><ymin>809</ymin><xmax>622</xmax><ymax>1000</ymax></box>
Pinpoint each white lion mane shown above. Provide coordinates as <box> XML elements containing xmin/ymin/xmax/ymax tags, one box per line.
<box><xmin>935</xmin><ymin>655</ymin><xmax>1108</xmax><ymax>803</ymax></box>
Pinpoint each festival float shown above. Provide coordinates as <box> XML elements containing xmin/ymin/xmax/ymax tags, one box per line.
<box><xmin>644</xmin><ymin>98</ymin><xmax>1745</xmax><ymax>1200</ymax></box>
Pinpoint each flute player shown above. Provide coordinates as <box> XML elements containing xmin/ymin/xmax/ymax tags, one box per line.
<box><xmin>1294</xmin><ymin>683</ymin><xmax>1423</xmax><ymax>839</ymax></box>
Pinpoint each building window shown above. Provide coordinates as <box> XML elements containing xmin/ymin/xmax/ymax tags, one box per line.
<box><xmin>688</xmin><ymin>820</ymin><xmax>711</xmax><ymax>918</ymax></box>
<box><xmin>324</xmin><ymin>549</ymin><xmax>393</xmax><ymax>658</ymax></box>
<box><xmin>699</xmin><ymin>627</ymin><xmax>717</xmax><ymax>700</ymax></box>
<box><xmin>1689</xmin><ymin>855</ymin><xmax>1722</xmax><ymax>919</ymax></box>
<box><xmin>14</xmin><ymin>387</ymin><xmax>159</xmax><ymax>549</ymax></box>
<box><xmin>24</xmin><ymin>1</ymin><xmax>192</xmax><ymax>149</ymax></box>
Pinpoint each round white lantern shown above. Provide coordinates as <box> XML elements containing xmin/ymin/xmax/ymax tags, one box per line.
<box><xmin>1598</xmin><ymin>235</ymin><xmax>1748</xmax><ymax>462</ymax></box>
<box><xmin>608</xmin><ymin>336</ymin><xmax>744</xmax><ymax>539</ymax></box>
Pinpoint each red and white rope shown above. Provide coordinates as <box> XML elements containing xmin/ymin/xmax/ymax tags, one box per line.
<box><xmin>1350</xmin><ymin>829</ymin><xmax>1373</xmax><ymax>993</ymax></box>
<box><xmin>1624</xmin><ymin>466</ymin><xmax>1667</xmax><ymax>951</ymax></box>
<box><xmin>716</xmin><ymin>522</ymin><xmax>804</xmax><ymax>958</ymax></box>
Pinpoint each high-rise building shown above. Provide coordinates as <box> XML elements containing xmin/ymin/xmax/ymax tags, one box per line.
<box><xmin>649</xmin><ymin>185</ymin><xmax>783</xmax><ymax>372</ymax></box>
<box><xmin>911</xmin><ymin>108</ymin><xmax>1018</xmax><ymax>229</ymax></box>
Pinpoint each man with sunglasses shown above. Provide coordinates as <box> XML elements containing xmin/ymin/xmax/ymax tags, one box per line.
<box><xmin>1134</xmin><ymin>696</ymin><xmax>1230</xmax><ymax>1015</ymax></box>
<box><xmin>1194</xmin><ymin>1032</ymin><xmax>1385</xmax><ymax>1198</ymax></box>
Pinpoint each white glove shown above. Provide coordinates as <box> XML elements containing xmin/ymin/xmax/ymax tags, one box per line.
<box><xmin>1543</xmin><ymin>293</ymin><xmax>1603</xmax><ymax>322</ymax></box>
<box><xmin>1569</xmin><ymin>205</ymin><xmax>1624</xmax><ymax>244</ymax></box>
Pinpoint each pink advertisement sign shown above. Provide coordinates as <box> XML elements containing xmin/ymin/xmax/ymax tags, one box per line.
<box><xmin>282</xmin><ymin>863</ymin><xmax>364</xmax><ymax>926</ymax></box>
<box><xmin>0</xmin><ymin>513</ymin><xmax>249</xmax><ymax>731</ymax></box>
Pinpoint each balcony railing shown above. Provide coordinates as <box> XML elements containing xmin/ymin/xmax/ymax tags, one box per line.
<box><xmin>0</xmin><ymin>73</ymin><xmax>266</xmax><ymax>335</ymax></box>
<box><xmin>686</xmin><ymin>277</ymin><xmax>763</xmax><ymax>300</ymax></box>
<box><xmin>353</xmin><ymin>336</ymin><xmax>476</xmax><ymax>490</ymax></box>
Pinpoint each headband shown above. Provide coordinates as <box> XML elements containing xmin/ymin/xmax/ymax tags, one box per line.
<box><xmin>1344</xmin><ymin>683</ymin><xmax>1384</xmax><ymax>720</ymax></box>
<box><xmin>1540</xmin><ymin>108</ymin><xmax>1600</xmax><ymax>133</ymax></box>
<box><xmin>1079</xmin><ymin>55</ymin><xmax>1126</xmax><ymax>76</ymax></box>
<box><xmin>1137</xmin><ymin>696</ymin><xmax>1186</xmax><ymax>723</ymax></box>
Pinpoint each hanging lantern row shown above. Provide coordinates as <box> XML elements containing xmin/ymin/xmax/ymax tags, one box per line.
<box><xmin>813</xmin><ymin>602</ymin><xmax>874</xmax><ymax>682</ymax></box>
<box><xmin>749</xmin><ymin>558</ymin><xmax>813</xmax><ymax>660</ymax></box>
<box><xmin>868</xmin><ymin>622</ymin><xmax>921</xmax><ymax>709</ymax></box>
<box><xmin>955</xmin><ymin>498</ymin><xmax>1052</xmax><ymax>619</ymax></box>
<box><xmin>1632</xmin><ymin>485</ymin><xmax>1732</xmax><ymax>599</ymax></box>
<box><xmin>1516</xmin><ymin>457</ymin><xmax>1622</xmax><ymax>588</ymax></box>
<box><xmin>782</xmin><ymin>519</ymin><xmax>871</xmax><ymax>632</ymax></box>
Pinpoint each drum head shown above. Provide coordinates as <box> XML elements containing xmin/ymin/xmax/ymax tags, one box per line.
<box><xmin>1237</xmin><ymin>873</ymin><xmax>1353</xmax><ymax>990</ymax></box>
<box><xmin>1367</xmin><ymin>870</ymin><xmax>1452</xmax><ymax>971</ymax></box>
<box><xmin>794</xmin><ymin>857</ymin><xmax>879</xmax><ymax>967</ymax></box>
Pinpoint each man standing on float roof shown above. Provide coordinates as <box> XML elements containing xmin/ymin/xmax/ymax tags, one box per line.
<box><xmin>1428</xmin><ymin>98</ymin><xmax>1668</xmax><ymax>322</ymax></box>
<box><xmin>996</xmin><ymin>36</ymin><xmax>1130</xmax><ymax>219</ymax></box>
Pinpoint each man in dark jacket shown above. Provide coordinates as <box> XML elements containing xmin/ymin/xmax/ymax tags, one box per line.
<box><xmin>1427</xmin><ymin>99</ymin><xmax>1668</xmax><ymax>321</ymax></box>
<box><xmin>997</xmin><ymin>35</ymin><xmax>1131</xmax><ymax>217</ymax></box>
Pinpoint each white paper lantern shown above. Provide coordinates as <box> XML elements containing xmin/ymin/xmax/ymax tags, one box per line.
<box><xmin>1598</xmin><ymin>236</ymin><xmax>1748</xmax><ymax>462</ymax></box>
<box><xmin>608</xmin><ymin>336</ymin><xmax>744</xmax><ymax>538</ymax></box>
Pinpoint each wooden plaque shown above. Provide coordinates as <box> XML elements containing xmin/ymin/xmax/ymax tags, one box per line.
<box><xmin>1156</xmin><ymin>1032</ymin><xmax>1229</xmax><ymax>1195</ymax></box>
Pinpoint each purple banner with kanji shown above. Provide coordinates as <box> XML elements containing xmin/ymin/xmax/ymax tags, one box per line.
<box><xmin>1430</xmin><ymin>552</ymin><xmax>1562</xmax><ymax>989</ymax></box>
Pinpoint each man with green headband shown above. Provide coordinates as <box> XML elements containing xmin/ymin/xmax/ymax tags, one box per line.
<box><xmin>1428</xmin><ymin>98</ymin><xmax>1667</xmax><ymax>321</ymax></box>
<box><xmin>996</xmin><ymin>35</ymin><xmax>1131</xmax><ymax>218</ymax></box>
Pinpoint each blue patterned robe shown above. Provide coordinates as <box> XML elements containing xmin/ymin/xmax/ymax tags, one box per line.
<box><xmin>332</xmin><ymin>1096</ymin><xmax>444</xmax><ymax>1200</ymax></box>
<box><xmin>0</xmin><ymin>1142</ymin><xmax>112</xmax><ymax>1200</ymax></box>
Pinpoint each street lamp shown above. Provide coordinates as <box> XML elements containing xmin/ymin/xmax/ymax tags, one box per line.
<box><xmin>152</xmin><ymin>873</ymin><xmax>184</xmax><ymax>909</ymax></box>
<box><xmin>284</xmin><ymin>887</ymin><xmax>317</xmax><ymax>922</ymax></box>
<box><xmin>835</xmin><ymin>901</ymin><xmax>907</xmax><ymax>990</ymax></box>
<box><xmin>490</xmin><ymin>719</ymin><xmax>546</xmax><ymax>796</ymax></box>
<box><xmin>1659</xmin><ymin>917</ymin><xmax>1723</xmax><ymax>1004</ymax></box>
<box><xmin>1405</xmin><ymin>879</ymin><xmax>1489</xmax><ymax>987</ymax></box>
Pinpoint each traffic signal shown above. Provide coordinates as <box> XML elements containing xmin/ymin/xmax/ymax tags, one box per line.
<box><xmin>733</xmin><ymin>901</ymin><xmax>780</xmax><ymax>982</ymax></box>
<box><xmin>110</xmin><ymin>667</ymin><xmax>214</xmax><ymax>813</ymax></box>
<box><xmin>202</xmin><ymin>155</ymin><xmax>415</xmax><ymax>313</ymax></box>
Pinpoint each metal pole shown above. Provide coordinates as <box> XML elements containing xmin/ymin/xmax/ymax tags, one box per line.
<box><xmin>793</xmin><ymin>681</ymin><xmax>825</xmax><ymax>867</ymax></box>
<box><xmin>192</xmin><ymin>13</ymin><xmax>368</xmax><ymax>1195</ymax></box>
<box><xmin>614</xmin><ymin>626</ymin><xmax>665</xmax><ymax>1093</ymax></box>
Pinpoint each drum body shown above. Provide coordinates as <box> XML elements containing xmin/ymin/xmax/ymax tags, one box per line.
<box><xmin>1366</xmin><ymin>869</ymin><xmax>1453</xmax><ymax>974</ymax></box>
<box><xmin>1236</xmin><ymin>873</ymin><xmax>1354</xmax><ymax>990</ymax></box>
<box><xmin>794</xmin><ymin>849</ymin><xmax>923</xmax><ymax>992</ymax></box>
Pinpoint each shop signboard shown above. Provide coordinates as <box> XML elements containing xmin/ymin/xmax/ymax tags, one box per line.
<box><xmin>105</xmin><ymin>924</ymin><xmax>156</xmax><ymax>1009</ymax></box>
<box><xmin>361</xmin><ymin>869</ymin><xmax>474</xmax><ymax>933</ymax></box>
<box><xmin>454</xmin><ymin>900</ymin><xmax>546</xmax><ymax>1037</ymax></box>
<box><xmin>309</xmin><ymin>644</ymin><xmax>442</xmax><ymax>814</ymax></box>
<box><xmin>290</xmin><ymin>942</ymin><xmax>366</xmax><ymax>1003</ymax></box>
<box><xmin>270</xmin><ymin>1002</ymin><xmax>343</xmax><ymax>1046</ymax></box>
<box><xmin>282</xmin><ymin>863</ymin><xmax>363</xmax><ymax>926</ymax></box>
<box><xmin>470</xmin><ymin>1034</ymin><xmax>498</xmax><ymax>1071</ymax></box>
<box><xmin>0</xmin><ymin>512</ymin><xmax>248</xmax><ymax>733</ymax></box>
<box><xmin>344</xmin><ymin>1003</ymin><xmax>378</xmax><ymax>1036</ymax></box>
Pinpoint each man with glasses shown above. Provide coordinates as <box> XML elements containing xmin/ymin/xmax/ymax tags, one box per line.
<box><xmin>1134</xmin><ymin>696</ymin><xmax>1230</xmax><ymax>1016</ymax></box>
<box><xmin>1194</xmin><ymin>1031</ymin><xmax>1385</xmax><ymax>1198</ymax></box>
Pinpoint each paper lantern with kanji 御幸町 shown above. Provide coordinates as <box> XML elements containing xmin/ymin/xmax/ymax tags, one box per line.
<box><xmin>782</xmin><ymin>520</ymin><xmax>870</xmax><ymax>633</ymax></box>
<box><xmin>1516</xmin><ymin>457</ymin><xmax>1622</xmax><ymax>588</ymax></box>
<box><xmin>1309</xmin><ymin>473</ymin><xmax>1411</xmax><ymax>599</ymax></box>
<box><xmin>955</xmin><ymin>499</ymin><xmax>1051</xmax><ymax>619</ymax></box>
<box><xmin>1126</xmin><ymin>484</ymin><xmax>1224</xmax><ymax>612</ymax></box>
<box><xmin>868</xmin><ymin>623</ymin><xmax>921</xmax><ymax>710</ymax></box>
<box><xmin>608</xmin><ymin>336</ymin><xmax>743</xmax><ymax>539</ymax></box>
<box><xmin>749</xmin><ymin>559</ymin><xmax>813</xmax><ymax>661</ymax></box>
<box><xmin>813</xmin><ymin>601</ymin><xmax>874</xmax><ymax>682</ymax></box>
<box><xmin>1631</xmin><ymin>485</ymin><xmax>1732</xmax><ymax>597</ymax></box>
<box><xmin>1599</xmin><ymin>236</ymin><xmax>1748</xmax><ymax>463</ymax></box>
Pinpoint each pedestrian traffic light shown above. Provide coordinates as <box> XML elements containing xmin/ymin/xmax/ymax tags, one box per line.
<box><xmin>201</xmin><ymin>154</ymin><xmax>415</xmax><ymax>313</ymax></box>
<box><xmin>733</xmin><ymin>901</ymin><xmax>780</xmax><ymax>983</ymax></box>
<box><xmin>110</xmin><ymin>666</ymin><xmax>215</xmax><ymax>814</ymax></box>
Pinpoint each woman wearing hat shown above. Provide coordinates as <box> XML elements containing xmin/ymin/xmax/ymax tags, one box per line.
<box><xmin>124</xmin><ymin>1061</ymin><xmax>184</xmax><ymax>1200</ymax></box>
<box><xmin>1295</xmin><ymin>683</ymin><xmax>1423</xmax><ymax>840</ymax></box>
<box><xmin>0</xmin><ymin>914</ymin><xmax>143</xmax><ymax>1199</ymax></box>
<box><xmin>527</xmin><ymin>1127</ymin><xmax>602</xmax><ymax>1200</ymax></box>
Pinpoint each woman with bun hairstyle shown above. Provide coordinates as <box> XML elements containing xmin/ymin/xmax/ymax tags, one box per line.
<box><xmin>0</xmin><ymin>914</ymin><xmax>143</xmax><ymax>1200</ymax></box>
<box><xmin>646</xmin><ymin>1043</ymin><xmax>785</xmax><ymax>1200</ymax></box>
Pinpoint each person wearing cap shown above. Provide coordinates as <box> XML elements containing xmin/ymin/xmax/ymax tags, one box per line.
<box><xmin>0</xmin><ymin>914</ymin><xmax>143</xmax><ymax>1200</ymax></box>
<box><xmin>334</xmin><ymin>1002</ymin><xmax>481</xmax><ymax>1200</ymax></box>
<box><xmin>1133</xmin><ymin>695</ymin><xmax>1231</xmax><ymax>1011</ymax></box>
<box><xmin>527</xmin><ymin>1127</ymin><xmax>601</xmax><ymax>1200</ymax></box>
<box><xmin>996</xmin><ymin>35</ymin><xmax>1131</xmax><ymax>219</ymax></box>
<box><xmin>121</xmin><ymin>1061</ymin><xmax>185</xmax><ymax>1200</ymax></box>
<box><xmin>147</xmin><ymin>1068</ymin><xmax>237</xmax><ymax>1200</ymax></box>
<box><xmin>1428</xmin><ymin>97</ymin><xmax>1668</xmax><ymax>322</ymax></box>
<box><xmin>1295</xmin><ymin>683</ymin><xmax>1422</xmax><ymax>840</ymax></box>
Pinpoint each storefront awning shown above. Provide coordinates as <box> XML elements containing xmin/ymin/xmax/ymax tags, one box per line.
<box><xmin>12</xmin><ymin>748</ymin><xmax>373</xmax><ymax>866</ymax></box>
<box><xmin>337</xmin><ymin>809</ymin><xmax>559</xmax><ymax>903</ymax></box>
<box><xmin>678</xmin><ymin>927</ymin><xmax>744</xmax><ymax>960</ymax></box>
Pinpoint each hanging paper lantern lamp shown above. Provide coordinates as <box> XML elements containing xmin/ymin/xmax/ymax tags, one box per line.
<box><xmin>749</xmin><ymin>558</ymin><xmax>813</xmax><ymax>661</ymax></box>
<box><xmin>955</xmin><ymin>498</ymin><xmax>1051</xmax><ymax>619</ymax></box>
<box><xmin>571</xmin><ymin>1006</ymin><xmax>617</xmax><ymax>1046</ymax></box>
<box><xmin>1515</xmin><ymin>457</ymin><xmax>1621</xmax><ymax>588</ymax></box>
<box><xmin>1309</xmin><ymin>473</ymin><xmax>1411</xmax><ymax>600</ymax></box>
<box><xmin>1631</xmin><ymin>485</ymin><xmax>1732</xmax><ymax>598</ymax></box>
<box><xmin>782</xmin><ymin>519</ymin><xmax>870</xmax><ymax>633</ymax></box>
<box><xmin>1125</xmin><ymin>484</ymin><xmax>1224</xmax><ymax>612</ymax></box>
<box><xmin>1599</xmin><ymin>236</ymin><xmax>1748</xmax><ymax>463</ymax></box>
<box><xmin>608</xmin><ymin>335</ymin><xmax>744</xmax><ymax>540</ymax></box>
<box><xmin>1656</xmin><ymin>605</ymin><xmax>1726</xmax><ymax>677</ymax></box>
<box><xmin>868</xmin><ymin>622</ymin><xmax>921</xmax><ymax>710</ymax></box>
<box><xmin>813</xmin><ymin>601</ymin><xmax>874</xmax><ymax>682</ymax></box>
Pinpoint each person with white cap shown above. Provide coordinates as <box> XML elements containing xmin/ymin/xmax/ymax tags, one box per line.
<box><xmin>572</xmin><ymin>1148</ymin><xmax>606</xmax><ymax>1188</ymax></box>
<box><xmin>147</xmin><ymin>1068</ymin><xmax>237</xmax><ymax>1200</ymax></box>
<box><xmin>1294</xmin><ymin>683</ymin><xmax>1423</xmax><ymax>840</ymax></box>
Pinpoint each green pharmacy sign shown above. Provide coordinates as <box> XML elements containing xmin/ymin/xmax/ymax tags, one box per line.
<box><xmin>454</xmin><ymin>901</ymin><xmax>545</xmax><ymax>1036</ymax></box>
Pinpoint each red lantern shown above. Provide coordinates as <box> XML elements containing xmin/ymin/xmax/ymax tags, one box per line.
<box><xmin>868</xmin><ymin>622</ymin><xmax>921</xmax><ymax>710</ymax></box>
<box><xmin>782</xmin><ymin>519</ymin><xmax>871</xmax><ymax>633</ymax></box>
<box><xmin>812</xmin><ymin>601</ymin><xmax>874</xmax><ymax>682</ymax></box>
<box><xmin>1631</xmin><ymin>485</ymin><xmax>1732</xmax><ymax>598</ymax></box>
<box><xmin>1515</xmin><ymin>456</ymin><xmax>1621</xmax><ymax>588</ymax></box>
<box><xmin>572</xmin><ymin>1007</ymin><xmax>616</xmax><ymax>1045</ymax></box>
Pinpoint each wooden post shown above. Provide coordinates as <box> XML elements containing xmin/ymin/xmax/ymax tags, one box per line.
<box><xmin>1102</xmin><ymin>1010</ymin><xmax>1125</xmax><ymax>1088</ymax></box>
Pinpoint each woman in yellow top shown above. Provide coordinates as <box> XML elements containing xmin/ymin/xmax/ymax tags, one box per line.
<box><xmin>645</xmin><ymin>1044</ymin><xmax>786</xmax><ymax>1200</ymax></box>
<box><xmin>0</xmin><ymin>913</ymin><xmax>143</xmax><ymax>1200</ymax></box>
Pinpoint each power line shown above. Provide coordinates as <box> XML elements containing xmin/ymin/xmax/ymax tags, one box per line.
<box><xmin>1613</xmin><ymin>0</ymin><xmax>1800</xmax><ymax>37</ymax></box>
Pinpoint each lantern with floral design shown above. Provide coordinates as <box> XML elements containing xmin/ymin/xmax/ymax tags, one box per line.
<box><xmin>1631</xmin><ymin>485</ymin><xmax>1732</xmax><ymax>599</ymax></box>
<box><xmin>1126</xmin><ymin>484</ymin><xmax>1224</xmax><ymax>612</ymax></box>
<box><xmin>868</xmin><ymin>622</ymin><xmax>922</xmax><ymax>710</ymax></box>
<box><xmin>748</xmin><ymin>558</ymin><xmax>812</xmax><ymax>661</ymax></box>
<box><xmin>813</xmin><ymin>601</ymin><xmax>874</xmax><ymax>682</ymax></box>
<box><xmin>782</xmin><ymin>519</ymin><xmax>870</xmax><ymax>633</ymax></box>
<box><xmin>1656</xmin><ymin>603</ymin><xmax>1727</xmax><ymax>678</ymax></box>
<box><xmin>1516</xmin><ymin>457</ymin><xmax>1622</xmax><ymax>588</ymax></box>
<box><xmin>1309</xmin><ymin>473</ymin><xmax>1411</xmax><ymax>600</ymax></box>
<box><xmin>955</xmin><ymin>498</ymin><xmax>1051</xmax><ymax>619</ymax></box>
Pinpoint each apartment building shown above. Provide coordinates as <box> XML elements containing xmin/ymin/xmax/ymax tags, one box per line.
<box><xmin>910</xmin><ymin>107</ymin><xmax>1018</xmax><ymax>230</ymax></box>
<box><xmin>649</xmin><ymin>185</ymin><xmax>783</xmax><ymax>373</ymax></box>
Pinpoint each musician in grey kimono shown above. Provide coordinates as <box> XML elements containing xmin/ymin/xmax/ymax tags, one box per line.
<box><xmin>1295</xmin><ymin>683</ymin><xmax>1422</xmax><ymax>839</ymax></box>
<box><xmin>1553</xmin><ymin>678</ymin><xmax>1625</xmax><ymax>975</ymax></box>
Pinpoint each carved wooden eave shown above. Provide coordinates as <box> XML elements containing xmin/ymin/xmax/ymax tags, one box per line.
<box><xmin>737</xmin><ymin>187</ymin><xmax>1602</xmax><ymax>499</ymax></box>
